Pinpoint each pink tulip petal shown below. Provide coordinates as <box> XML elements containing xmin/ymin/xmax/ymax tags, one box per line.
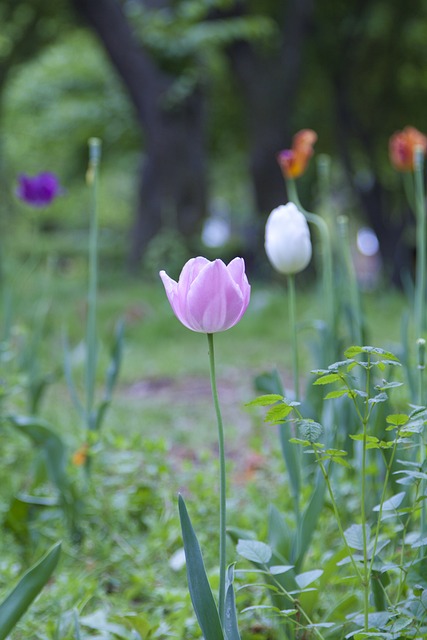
<box><xmin>186</xmin><ymin>260</ymin><xmax>245</xmax><ymax>332</ymax></box>
<box><xmin>178</xmin><ymin>257</ymin><xmax>210</xmax><ymax>298</ymax></box>
<box><xmin>159</xmin><ymin>270</ymin><xmax>194</xmax><ymax>330</ymax></box>
<box><xmin>227</xmin><ymin>257</ymin><xmax>251</xmax><ymax>317</ymax></box>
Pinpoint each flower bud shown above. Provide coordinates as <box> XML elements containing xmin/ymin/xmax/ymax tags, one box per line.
<box><xmin>265</xmin><ymin>203</ymin><xmax>312</xmax><ymax>275</ymax></box>
<box><xmin>16</xmin><ymin>172</ymin><xmax>63</xmax><ymax>207</ymax></box>
<box><xmin>277</xmin><ymin>129</ymin><xmax>317</xmax><ymax>179</ymax></box>
<box><xmin>160</xmin><ymin>257</ymin><xmax>250</xmax><ymax>333</ymax></box>
<box><xmin>389</xmin><ymin>126</ymin><xmax>427</xmax><ymax>172</ymax></box>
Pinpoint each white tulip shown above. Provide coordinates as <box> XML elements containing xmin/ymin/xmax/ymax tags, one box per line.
<box><xmin>265</xmin><ymin>203</ymin><xmax>312</xmax><ymax>275</ymax></box>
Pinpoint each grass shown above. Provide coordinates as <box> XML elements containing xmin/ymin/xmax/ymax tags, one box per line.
<box><xmin>0</xmin><ymin>250</ymin><xmax>414</xmax><ymax>639</ymax></box>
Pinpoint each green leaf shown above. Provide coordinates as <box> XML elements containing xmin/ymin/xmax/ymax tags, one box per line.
<box><xmin>313</xmin><ymin>373</ymin><xmax>341</xmax><ymax>386</ymax></box>
<box><xmin>345</xmin><ymin>345</ymin><xmax>399</xmax><ymax>361</ymax></box>
<box><xmin>344</xmin><ymin>523</ymin><xmax>371</xmax><ymax>551</ymax></box>
<box><xmin>236</xmin><ymin>539</ymin><xmax>272</xmax><ymax>565</ymax></box>
<box><xmin>296</xmin><ymin>419</ymin><xmax>324</xmax><ymax>443</ymax></box>
<box><xmin>6</xmin><ymin>415</ymin><xmax>73</xmax><ymax>507</ymax></box>
<box><xmin>279</xmin><ymin>423</ymin><xmax>300</xmax><ymax>508</ymax></box>
<box><xmin>178</xmin><ymin>495</ymin><xmax>224</xmax><ymax>640</ymax></box>
<box><xmin>245</xmin><ymin>394</ymin><xmax>284</xmax><ymax>407</ymax></box>
<box><xmin>386</xmin><ymin>414</ymin><xmax>409</xmax><ymax>427</ymax></box>
<box><xmin>296</xmin><ymin>471</ymin><xmax>326</xmax><ymax>570</ymax></box>
<box><xmin>0</xmin><ymin>542</ymin><xmax>61</xmax><ymax>640</ymax></box>
<box><xmin>269</xmin><ymin>565</ymin><xmax>294</xmax><ymax>575</ymax></box>
<box><xmin>295</xmin><ymin>569</ymin><xmax>323</xmax><ymax>589</ymax></box>
<box><xmin>368</xmin><ymin>392</ymin><xmax>388</xmax><ymax>406</ymax></box>
<box><xmin>268</xmin><ymin>505</ymin><xmax>293</xmax><ymax>565</ymax></box>
<box><xmin>324</xmin><ymin>389</ymin><xmax>348</xmax><ymax>400</ymax></box>
<box><xmin>264</xmin><ymin>404</ymin><xmax>293</xmax><ymax>423</ymax></box>
<box><xmin>224</xmin><ymin>565</ymin><xmax>241</xmax><ymax>640</ymax></box>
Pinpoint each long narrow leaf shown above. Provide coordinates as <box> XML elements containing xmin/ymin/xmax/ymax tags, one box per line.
<box><xmin>62</xmin><ymin>333</ymin><xmax>85</xmax><ymax>419</ymax></box>
<box><xmin>178</xmin><ymin>495</ymin><xmax>224</xmax><ymax>640</ymax></box>
<box><xmin>0</xmin><ymin>542</ymin><xmax>61</xmax><ymax>640</ymax></box>
<box><xmin>7</xmin><ymin>415</ymin><xmax>69</xmax><ymax>496</ymax></box>
<box><xmin>224</xmin><ymin>564</ymin><xmax>241</xmax><ymax>640</ymax></box>
<box><xmin>295</xmin><ymin>468</ymin><xmax>326</xmax><ymax>571</ymax></box>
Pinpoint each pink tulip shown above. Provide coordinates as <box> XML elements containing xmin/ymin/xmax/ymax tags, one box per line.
<box><xmin>160</xmin><ymin>257</ymin><xmax>251</xmax><ymax>333</ymax></box>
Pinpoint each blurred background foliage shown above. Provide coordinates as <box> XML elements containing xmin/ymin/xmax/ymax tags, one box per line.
<box><xmin>2</xmin><ymin>0</ymin><xmax>427</xmax><ymax>283</ymax></box>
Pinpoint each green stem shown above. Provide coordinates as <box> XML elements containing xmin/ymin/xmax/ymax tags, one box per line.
<box><xmin>287</xmin><ymin>274</ymin><xmax>299</xmax><ymax>402</ymax></box>
<box><xmin>414</xmin><ymin>147</ymin><xmax>426</xmax><ymax>340</ymax></box>
<box><xmin>417</xmin><ymin>338</ymin><xmax>426</xmax><ymax>548</ymax></box>
<box><xmin>286</xmin><ymin>178</ymin><xmax>335</xmax><ymax>362</ymax></box>
<box><xmin>207</xmin><ymin>332</ymin><xmax>226</xmax><ymax>624</ymax></box>
<box><xmin>85</xmin><ymin>138</ymin><xmax>101</xmax><ymax>432</ymax></box>
<box><xmin>361</xmin><ymin>359</ymin><xmax>371</xmax><ymax>633</ymax></box>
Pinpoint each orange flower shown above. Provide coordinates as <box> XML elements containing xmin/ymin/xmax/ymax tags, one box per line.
<box><xmin>72</xmin><ymin>443</ymin><xmax>89</xmax><ymax>466</ymax></box>
<box><xmin>277</xmin><ymin>129</ymin><xmax>318</xmax><ymax>179</ymax></box>
<box><xmin>389</xmin><ymin>126</ymin><xmax>427</xmax><ymax>172</ymax></box>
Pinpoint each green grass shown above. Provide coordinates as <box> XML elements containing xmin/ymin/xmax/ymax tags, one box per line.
<box><xmin>0</xmin><ymin>254</ymin><xmax>416</xmax><ymax>639</ymax></box>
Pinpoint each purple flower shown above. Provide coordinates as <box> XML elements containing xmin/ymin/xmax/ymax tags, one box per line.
<box><xmin>160</xmin><ymin>257</ymin><xmax>251</xmax><ymax>333</ymax></box>
<box><xmin>16</xmin><ymin>172</ymin><xmax>63</xmax><ymax>207</ymax></box>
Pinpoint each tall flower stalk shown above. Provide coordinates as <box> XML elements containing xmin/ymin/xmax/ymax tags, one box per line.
<box><xmin>207</xmin><ymin>332</ymin><xmax>227</xmax><ymax>621</ymax></box>
<box><xmin>160</xmin><ymin>256</ymin><xmax>250</xmax><ymax>633</ymax></box>
<box><xmin>286</xmin><ymin>177</ymin><xmax>335</xmax><ymax>362</ymax></box>
<box><xmin>85</xmin><ymin>137</ymin><xmax>101</xmax><ymax>434</ymax></box>
<box><xmin>414</xmin><ymin>145</ymin><xmax>426</xmax><ymax>341</ymax></box>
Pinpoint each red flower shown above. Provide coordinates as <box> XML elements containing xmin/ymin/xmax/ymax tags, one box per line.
<box><xmin>389</xmin><ymin>126</ymin><xmax>427</xmax><ymax>172</ymax></box>
<box><xmin>277</xmin><ymin>129</ymin><xmax>318</xmax><ymax>179</ymax></box>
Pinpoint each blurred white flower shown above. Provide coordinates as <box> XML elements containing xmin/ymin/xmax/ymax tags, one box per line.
<box><xmin>265</xmin><ymin>203</ymin><xmax>312</xmax><ymax>274</ymax></box>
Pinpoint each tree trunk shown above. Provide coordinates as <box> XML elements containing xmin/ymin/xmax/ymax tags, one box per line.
<box><xmin>227</xmin><ymin>0</ymin><xmax>314</xmax><ymax>215</ymax></box>
<box><xmin>70</xmin><ymin>0</ymin><xmax>207</xmax><ymax>269</ymax></box>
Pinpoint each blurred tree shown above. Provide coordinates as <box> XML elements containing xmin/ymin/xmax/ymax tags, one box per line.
<box><xmin>305</xmin><ymin>0</ymin><xmax>427</xmax><ymax>284</ymax></box>
<box><xmin>226</xmin><ymin>0</ymin><xmax>313</xmax><ymax>215</ymax></box>
<box><xmin>69</xmin><ymin>0</ymin><xmax>276</xmax><ymax>269</ymax></box>
<box><xmin>0</xmin><ymin>0</ymin><xmax>71</xmax><ymax>205</ymax></box>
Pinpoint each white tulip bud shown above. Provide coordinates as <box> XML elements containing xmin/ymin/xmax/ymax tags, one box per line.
<box><xmin>265</xmin><ymin>203</ymin><xmax>312</xmax><ymax>275</ymax></box>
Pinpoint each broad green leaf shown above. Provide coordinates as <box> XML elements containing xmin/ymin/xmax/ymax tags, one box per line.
<box><xmin>386</xmin><ymin>414</ymin><xmax>409</xmax><ymax>427</ymax></box>
<box><xmin>236</xmin><ymin>539</ymin><xmax>272</xmax><ymax>565</ymax></box>
<box><xmin>268</xmin><ymin>505</ymin><xmax>293</xmax><ymax>564</ymax></box>
<box><xmin>178</xmin><ymin>495</ymin><xmax>224</xmax><ymax>640</ymax></box>
<box><xmin>295</xmin><ymin>569</ymin><xmax>323</xmax><ymax>589</ymax></box>
<box><xmin>224</xmin><ymin>565</ymin><xmax>241</xmax><ymax>640</ymax></box>
<box><xmin>296</xmin><ymin>470</ymin><xmax>326</xmax><ymax>571</ymax></box>
<box><xmin>264</xmin><ymin>404</ymin><xmax>293</xmax><ymax>423</ymax></box>
<box><xmin>296</xmin><ymin>419</ymin><xmax>324</xmax><ymax>443</ymax></box>
<box><xmin>279</xmin><ymin>423</ymin><xmax>301</xmax><ymax>509</ymax></box>
<box><xmin>344</xmin><ymin>524</ymin><xmax>370</xmax><ymax>551</ymax></box>
<box><xmin>0</xmin><ymin>542</ymin><xmax>61</xmax><ymax>640</ymax></box>
<box><xmin>245</xmin><ymin>394</ymin><xmax>283</xmax><ymax>407</ymax></box>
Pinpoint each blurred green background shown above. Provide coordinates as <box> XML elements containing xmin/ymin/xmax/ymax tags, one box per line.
<box><xmin>2</xmin><ymin>0</ymin><xmax>427</xmax><ymax>284</ymax></box>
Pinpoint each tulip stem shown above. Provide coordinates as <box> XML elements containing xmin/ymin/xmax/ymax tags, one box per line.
<box><xmin>86</xmin><ymin>139</ymin><xmax>101</xmax><ymax>429</ymax></box>
<box><xmin>207</xmin><ymin>332</ymin><xmax>226</xmax><ymax>624</ymax></box>
<box><xmin>287</xmin><ymin>274</ymin><xmax>300</xmax><ymax>402</ymax></box>
<box><xmin>414</xmin><ymin>146</ymin><xmax>426</xmax><ymax>341</ymax></box>
<box><xmin>286</xmin><ymin>178</ymin><xmax>335</xmax><ymax>362</ymax></box>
